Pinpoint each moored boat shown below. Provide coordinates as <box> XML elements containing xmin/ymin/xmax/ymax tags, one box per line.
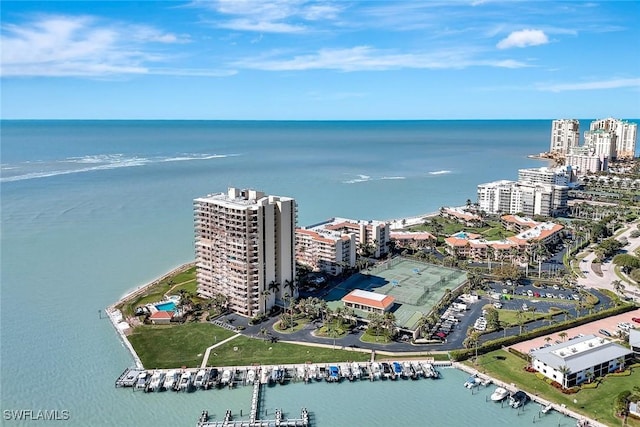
<box><xmin>246</xmin><ymin>369</ymin><xmax>256</xmax><ymax>385</ymax></box>
<box><xmin>220</xmin><ymin>369</ymin><xmax>233</xmax><ymax>387</ymax></box>
<box><xmin>147</xmin><ymin>370</ymin><xmax>165</xmax><ymax>392</ymax></box>
<box><xmin>193</xmin><ymin>369</ymin><xmax>208</xmax><ymax>389</ymax></box>
<box><xmin>490</xmin><ymin>387</ymin><xmax>509</xmax><ymax>401</ymax></box>
<box><xmin>509</xmin><ymin>391</ymin><xmax>530</xmax><ymax>408</ymax></box>
<box><xmin>178</xmin><ymin>371</ymin><xmax>192</xmax><ymax>392</ymax></box>
<box><xmin>162</xmin><ymin>370</ymin><xmax>177</xmax><ymax>391</ymax></box>
<box><xmin>134</xmin><ymin>372</ymin><xmax>148</xmax><ymax>390</ymax></box>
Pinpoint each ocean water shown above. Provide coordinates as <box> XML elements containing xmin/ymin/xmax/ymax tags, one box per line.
<box><xmin>1</xmin><ymin>120</ymin><xmax>571</xmax><ymax>426</ymax></box>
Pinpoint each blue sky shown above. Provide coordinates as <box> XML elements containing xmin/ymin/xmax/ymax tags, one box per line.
<box><xmin>1</xmin><ymin>1</ymin><xmax>639</xmax><ymax>119</ymax></box>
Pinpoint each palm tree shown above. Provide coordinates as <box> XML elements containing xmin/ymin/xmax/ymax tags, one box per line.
<box><xmin>559</xmin><ymin>332</ymin><xmax>568</xmax><ymax>342</ymax></box>
<box><xmin>515</xmin><ymin>309</ymin><xmax>525</xmax><ymax>334</ymax></box>
<box><xmin>486</xmin><ymin>246</ymin><xmax>495</xmax><ymax>271</ymax></box>
<box><xmin>612</xmin><ymin>280</ymin><xmax>625</xmax><ymax>295</ymax></box>
<box><xmin>544</xmin><ymin>336</ymin><xmax>552</xmax><ymax>345</ymax></box>
<box><xmin>617</xmin><ymin>356</ymin><xmax>626</xmax><ymax>372</ymax></box>
<box><xmin>584</xmin><ymin>370</ymin><xmax>594</xmax><ymax>384</ymax></box>
<box><xmin>558</xmin><ymin>365</ymin><xmax>571</xmax><ymax>387</ymax></box>
<box><xmin>259</xmin><ymin>327</ymin><xmax>268</xmax><ymax>343</ymax></box>
<box><xmin>260</xmin><ymin>289</ymin><xmax>271</xmax><ymax>313</ymax></box>
<box><xmin>366</xmin><ymin>312</ymin><xmax>383</xmax><ymax>341</ymax></box>
<box><xmin>381</xmin><ymin>312</ymin><xmax>396</xmax><ymax>342</ymax></box>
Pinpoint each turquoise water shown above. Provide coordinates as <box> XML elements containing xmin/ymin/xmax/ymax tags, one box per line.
<box><xmin>1</xmin><ymin>120</ymin><xmax>598</xmax><ymax>426</ymax></box>
<box><xmin>155</xmin><ymin>302</ymin><xmax>177</xmax><ymax>311</ymax></box>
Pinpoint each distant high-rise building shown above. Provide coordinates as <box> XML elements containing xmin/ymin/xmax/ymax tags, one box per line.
<box><xmin>550</xmin><ymin>119</ymin><xmax>580</xmax><ymax>155</ymax></box>
<box><xmin>518</xmin><ymin>166</ymin><xmax>571</xmax><ymax>186</ymax></box>
<box><xmin>478</xmin><ymin>180</ymin><xmax>567</xmax><ymax>217</ymax></box>
<box><xmin>590</xmin><ymin>118</ymin><xmax>637</xmax><ymax>159</ymax></box>
<box><xmin>583</xmin><ymin>129</ymin><xmax>616</xmax><ymax>159</ymax></box>
<box><xmin>194</xmin><ymin>187</ymin><xmax>297</xmax><ymax>317</ymax></box>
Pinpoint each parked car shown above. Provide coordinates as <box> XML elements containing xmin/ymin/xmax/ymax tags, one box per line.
<box><xmin>632</xmin><ymin>317</ymin><xmax>640</xmax><ymax>324</ymax></box>
<box><xmin>598</xmin><ymin>329</ymin><xmax>612</xmax><ymax>337</ymax></box>
<box><xmin>493</xmin><ymin>302</ymin><xmax>503</xmax><ymax>309</ymax></box>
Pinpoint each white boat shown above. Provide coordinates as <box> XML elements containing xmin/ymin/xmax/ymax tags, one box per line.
<box><xmin>422</xmin><ymin>362</ymin><xmax>437</xmax><ymax>378</ymax></box>
<box><xmin>297</xmin><ymin>365</ymin><xmax>306</xmax><ymax>380</ymax></box>
<box><xmin>193</xmin><ymin>369</ymin><xmax>208</xmax><ymax>388</ymax></box>
<box><xmin>148</xmin><ymin>370</ymin><xmax>165</xmax><ymax>392</ymax></box>
<box><xmin>246</xmin><ymin>369</ymin><xmax>256</xmax><ymax>384</ymax></box>
<box><xmin>541</xmin><ymin>403</ymin><xmax>553</xmax><ymax>414</ymax></box>
<box><xmin>490</xmin><ymin>387</ymin><xmax>509</xmax><ymax>401</ymax></box>
<box><xmin>370</xmin><ymin>362</ymin><xmax>382</xmax><ymax>380</ymax></box>
<box><xmin>220</xmin><ymin>369</ymin><xmax>233</xmax><ymax>386</ymax></box>
<box><xmin>179</xmin><ymin>371</ymin><xmax>192</xmax><ymax>392</ymax></box>
<box><xmin>260</xmin><ymin>367</ymin><xmax>271</xmax><ymax>384</ymax></box>
<box><xmin>308</xmin><ymin>364</ymin><xmax>320</xmax><ymax>381</ymax></box>
<box><xmin>411</xmin><ymin>362</ymin><xmax>423</xmax><ymax>378</ymax></box>
<box><xmin>351</xmin><ymin>362</ymin><xmax>361</xmax><ymax>379</ymax></box>
<box><xmin>464</xmin><ymin>375</ymin><xmax>480</xmax><ymax>388</ymax></box>
<box><xmin>162</xmin><ymin>370</ymin><xmax>177</xmax><ymax>391</ymax></box>
<box><xmin>134</xmin><ymin>372</ymin><xmax>148</xmax><ymax>390</ymax></box>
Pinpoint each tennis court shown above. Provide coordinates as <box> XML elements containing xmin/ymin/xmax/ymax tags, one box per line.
<box><xmin>324</xmin><ymin>257</ymin><xmax>468</xmax><ymax>331</ymax></box>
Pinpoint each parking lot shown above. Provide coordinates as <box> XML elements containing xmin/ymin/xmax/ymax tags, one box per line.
<box><xmin>509</xmin><ymin>308</ymin><xmax>640</xmax><ymax>354</ymax></box>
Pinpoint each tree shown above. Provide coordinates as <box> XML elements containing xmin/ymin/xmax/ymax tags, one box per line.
<box><xmin>367</xmin><ymin>312</ymin><xmax>383</xmax><ymax>341</ymax></box>
<box><xmin>584</xmin><ymin>370</ymin><xmax>594</xmax><ymax>384</ymax></box>
<box><xmin>260</xmin><ymin>289</ymin><xmax>271</xmax><ymax>313</ymax></box>
<box><xmin>612</xmin><ymin>280</ymin><xmax>625</xmax><ymax>295</ymax></box>
<box><xmin>544</xmin><ymin>336</ymin><xmax>551</xmax><ymax>345</ymax></box>
<box><xmin>612</xmin><ymin>253</ymin><xmax>640</xmax><ymax>273</ymax></box>
<box><xmin>515</xmin><ymin>309</ymin><xmax>525</xmax><ymax>334</ymax></box>
<box><xmin>559</xmin><ymin>332</ymin><xmax>568</xmax><ymax>342</ymax></box>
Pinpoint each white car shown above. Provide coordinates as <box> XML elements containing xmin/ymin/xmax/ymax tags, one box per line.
<box><xmin>493</xmin><ymin>302</ymin><xmax>503</xmax><ymax>309</ymax></box>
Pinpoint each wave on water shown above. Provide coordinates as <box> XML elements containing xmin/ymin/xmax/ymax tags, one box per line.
<box><xmin>428</xmin><ymin>170</ymin><xmax>452</xmax><ymax>175</ymax></box>
<box><xmin>342</xmin><ymin>174</ymin><xmax>406</xmax><ymax>184</ymax></box>
<box><xmin>1</xmin><ymin>153</ymin><xmax>238</xmax><ymax>183</ymax></box>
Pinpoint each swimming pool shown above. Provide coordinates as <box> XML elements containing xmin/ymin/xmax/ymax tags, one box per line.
<box><xmin>155</xmin><ymin>301</ymin><xmax>177</xmax><ymax>311</ymax></box>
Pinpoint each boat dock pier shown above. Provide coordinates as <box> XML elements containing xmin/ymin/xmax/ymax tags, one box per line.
<box><xmin>196</xmin><ymin>380</ymin><xmax>309</xmax><ymax>427</ymax></box>
<box><xmin>454</xmin><ymin>362</ymin><xmax>607</xmax><ymax>427</ymax></box>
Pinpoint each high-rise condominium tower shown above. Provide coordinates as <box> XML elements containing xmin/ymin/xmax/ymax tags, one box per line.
<box><xmin>194</xmin><ymin>187</ymin><xmax>297</xmax><ymax>317</ymax></box>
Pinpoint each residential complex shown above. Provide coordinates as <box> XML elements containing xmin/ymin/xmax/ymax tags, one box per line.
<box><xmin>194</xmin><ymin>187</ymin><xmax>297</xmax><ymax>317</ymax></box>
<box><xmin>444</xmin><ymin>215</ymin><xmax>564</xmax><ymax>263</ymax></box>
<box><xmin>549</xmin><ymin>119</ymin><xmax>580</xmax><ymax>154</ymax></box>
<box><xmin>530</xmin><ymin>334</ymin><xmax>633</xmax><ymax>388</ymax></box>
<box><xmin>590</xmin><ymin>117</ymin><xmax>638</xmax><ymax>159</ymax></box>
<box><xmin>477</xmin><ymin>176</ymin><xmax>568</xmax><ymax>218</ymax></box>
<box><xmin>295</xmin><ymin>218</ymin><xmax>390</xmax><ymax>275</ymax></box>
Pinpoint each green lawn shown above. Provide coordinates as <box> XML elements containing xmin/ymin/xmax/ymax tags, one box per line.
<box><xmin>206</xmin><ymin>335</ymin><xmax>370</xmax><ymax>366</ymax></box>
<box><xmin>375</xmin><ymin>353</ymin><xmax>450</xmax><ymax>361</ymax></box>
<box><xmin>468</xmin><ymin>350</ymin><xmax>640</xmax><ymax>427</ymax></box>
<box><xmin>117</xmin><ymin>265</ymin><xmax>197</xmax><ymax>317</ymax></box>
<box><xmin>128</xmin><ymin>323</ymin><xmax>235</xmax><ymax>369</ymax></box>
<box><xmin>360</xmin><ymin>330</ymin><xmax>393</xmax><ymax>344</ymax></box>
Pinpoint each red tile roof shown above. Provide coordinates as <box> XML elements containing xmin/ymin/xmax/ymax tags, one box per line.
<box><xmin>342</xmin><ymin>290</ymin><xmax>395</xmax><ymax>310</ymax></box>
<box><xmin>150</xmin><ymin>311</ymin><xmax>174</xmax><ymax>319</ymax></box>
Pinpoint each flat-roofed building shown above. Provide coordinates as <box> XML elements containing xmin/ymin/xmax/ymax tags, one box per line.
<box><xmin>584</xmin><ymin>129</ymin><xmax>616</xmax><ymax>159</ymax></box>
<box><xmin>550</xmin><ymin>119</ymin><xmax>580</xmax><ymax>155</ymax></box>
<box><xmin>630</xmin><ymin>329</ymin><xmax>640</xmax><ymax>357</ymax></box>
<box><xmin>342</xmin><ymin>289</ymin><xmax>395</xmax><ymax>315</ymax></box>
<box><xmin>194</xmin><ymin>187</ymin><xmax>297</xmax><ymax>317</ymax></box>
<box><xmin>530</xmin><ymin>334</ymin><xmax>633</xmax><ymax>388</ymax></box>
<box><xmin>295</xmin><ymin>228</ymin><xmax>356</xmax><ymax>276</ymax></box>
<box><xmin>518</xmin><ymin>166</ymin><xmax>571</xmax><ymax>186</ymax></box>
<box><xmin>590</xmin><ymin>117</ymin><xmax>637</xmax><ymax>159</ymax></box>
<box><xmin>477</xmin><ymin>180</ymin><xmax>515</xmax><ymax>214</ymax></box>
<box><xmin>320</xmin><ymin>218</ymin><xmax>390</xmax><ymax>258</ymax></box>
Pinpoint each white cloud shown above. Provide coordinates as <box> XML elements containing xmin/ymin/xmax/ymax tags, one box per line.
<box><xmin>0</xmin><ymin>15</ymin><xmax>216</xmax><ymax>78</ymax></box>
<box><xmin>196</xmin><ymin>0</ymin><xmax>343</xmax><ymax>33</ymax></box>
<box><xmin>537</xmin><ymin>78</ymin><xmax>640</xmax><ymax>92</ymax></box>
<box><xmin>497</xmin><ymin>29</ymin><xmax>549</xmax><ymax>49</ymax></box>
<box><xmin>232</xmin><ymin>46</ymin><xmax>529</xmax><ymax>71</ymax></box>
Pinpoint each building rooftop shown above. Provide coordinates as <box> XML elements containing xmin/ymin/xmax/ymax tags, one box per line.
<box><xmin>342</xmin><ymin>289</ymin><xmax>395</xmax><ymax>310</ymax></box>
<box><xmin>531</xmin><ymin>334</ymin><xmax>632</xmax><ymax>373</ymax></box>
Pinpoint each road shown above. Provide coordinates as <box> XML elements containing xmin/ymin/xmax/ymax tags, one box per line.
<box><xmin>576</xmin><ymin>220</ymin><xmax>640</xmax><ymax>299</ymax></box>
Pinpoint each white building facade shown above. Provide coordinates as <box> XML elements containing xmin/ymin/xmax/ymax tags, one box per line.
<box><xmin>550</xmin><ymin>119</ymin><xmax>580</xmax><ymax>154</ymax></box>
<box><xmin>194</xmin><ymin>187</ymin><xmax>297</xmax><ymax>317</ymax></box>
<box><xmin>590</xmin><ymin>118</ymin><xmax>638</xmax><ymax>159</ymax></box>
<box><xmin>531</xmin><ymin>334</ymin><xmax>633</xmax><ymax>388</ymax></box>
